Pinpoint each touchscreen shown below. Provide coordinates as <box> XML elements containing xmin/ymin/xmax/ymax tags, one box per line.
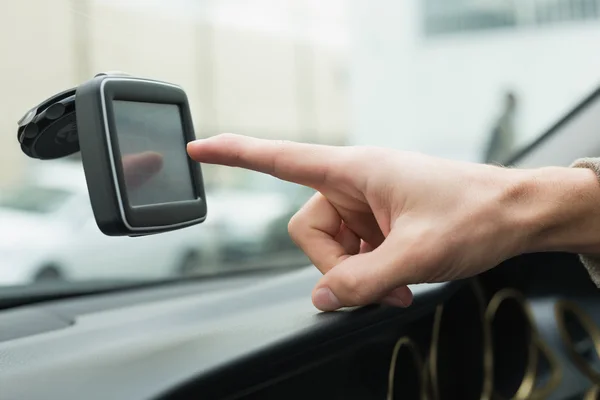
<box><xmin>112</xmin><ymin>100</ymin><xmax>195</xmax><ymax>207</ymax></box>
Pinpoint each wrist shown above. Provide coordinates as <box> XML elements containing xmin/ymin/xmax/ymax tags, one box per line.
<box><xmin>504</xmin><ymin>166</ymin><xmax>600</xmax><ymax>255</ymax></box>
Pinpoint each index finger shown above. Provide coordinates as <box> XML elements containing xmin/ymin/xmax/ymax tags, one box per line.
<box><xmin>187</xmin><ymin>133</ymin><xmax>342</xmax><ymax>186</ymax></box>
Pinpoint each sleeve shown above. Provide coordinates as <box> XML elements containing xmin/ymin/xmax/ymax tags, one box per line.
<box><xmin>570</xmin><ymin>157</ymin><xmax>600</xmax><ymax>287</ymax></box>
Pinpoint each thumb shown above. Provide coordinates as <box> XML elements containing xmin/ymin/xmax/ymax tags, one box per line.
<box><xmin>311</xmin><ymin>233</ymin><xmax>415</xmax><ymax>311</ymax></box>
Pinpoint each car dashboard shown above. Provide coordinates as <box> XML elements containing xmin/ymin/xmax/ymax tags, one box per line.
<box><xmin>0</xmin><ymin>252</ymin><xmax>598</xmax><ymax>400</ymax></box>
<box><xmin>3</xmin><ymin>86</ymin><xmax>600</xmax><ymax>400</ymax></box>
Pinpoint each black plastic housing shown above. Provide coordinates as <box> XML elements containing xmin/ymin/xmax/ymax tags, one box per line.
<box><xmin>17</xmin><ymin>88</ymin><xmax>79</xmax><ymax>160</ymax></box>
<box><xmin>75</xmin><ymin>75</ymin><xmax>207</xmax><ymax>236</ymax></box>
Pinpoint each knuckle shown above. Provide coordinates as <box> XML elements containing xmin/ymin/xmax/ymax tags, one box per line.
<box><xmin>330</xmin><ymin>146</ymin><xmax>379</xmax><ymax>187</ymax></box>
<box><xmin>287</xmin><ymin>211</ymin><xmax>306</xmax><ymax>243</ymax></box>
<box><xmin>287</xmin><ymin>193</ymin><xmax>321</xmax><ymax>241</ymax></box>
<box><xmin>336</xmin><ymin>271</ymin><xmax>367</xmax><ymax>305</ymax></box>
<box><xmin>271</xmin><ymin>140</ymin><xmax>292</xmax><ymax>176</ymax></box>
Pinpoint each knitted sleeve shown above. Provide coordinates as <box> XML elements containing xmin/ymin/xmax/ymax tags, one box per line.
<box><xmin>570</xmin><ymin>158</ymin><xmax>600</xmax><ymax>287</ymax></box>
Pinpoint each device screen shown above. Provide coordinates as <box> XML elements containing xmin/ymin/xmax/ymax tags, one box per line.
<box><xmin>112</xmin><ymin>100</ymin><xmax>195</xmax><ymax>207</ymax></box>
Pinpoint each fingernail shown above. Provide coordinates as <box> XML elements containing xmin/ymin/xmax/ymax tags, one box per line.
<box><xmin>186</xmin><ymin>140</ymin><xmax>201</xmax><ymax>151</ymax></box>
<box><xmin>313</xmin><ymin>287</ymin><xmax>341</xmax><ymax>311</ymax></box>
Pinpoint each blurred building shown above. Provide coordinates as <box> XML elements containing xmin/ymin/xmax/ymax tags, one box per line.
<box><xmin>348</xmin><ymin>0</ymin><xmax>600</xmax><ymax>161</ymax></box>
<box><xmin>0</xmin><ymin>1</ymin><xmax>79</xmax><ymax>188</ymax></box>
<box><xmin>0</xmin><ymin>0</ymin><xmax>349</xmax><ymax>188</ymax></box>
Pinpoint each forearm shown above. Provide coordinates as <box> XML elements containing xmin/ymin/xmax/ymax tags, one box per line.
<box><xmin>505</xmin><ymin>165</ymin><xmax>600</xmax><ymax>256</ymax></box>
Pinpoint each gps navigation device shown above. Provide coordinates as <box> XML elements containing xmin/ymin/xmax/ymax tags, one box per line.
<box><xmin>17</xmin><ymin>72</ymin><xmax>207</xmax><ymax>237</ymax></box>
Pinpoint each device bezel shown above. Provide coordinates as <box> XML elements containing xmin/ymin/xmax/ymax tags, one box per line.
<box><xmin>77</xmin><ymin>75</ymin><xmax>206</xmax><ymax>235</ymax></box>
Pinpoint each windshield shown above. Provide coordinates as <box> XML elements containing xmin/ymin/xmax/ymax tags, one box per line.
<box><xmin>1</xmin><ymin>0</ymin><xmax>599</xmax><ymax>288</ymax></box>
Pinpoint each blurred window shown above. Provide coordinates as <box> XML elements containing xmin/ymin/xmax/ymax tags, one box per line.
<box><xmin>423</xmin><ymin>0</ymin><xmax>600</xmax><ymax>36</ymax></box>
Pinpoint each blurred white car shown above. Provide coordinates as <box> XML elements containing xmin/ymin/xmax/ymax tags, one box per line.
<box><xmin>207</xmin><ymin>188</ymin><xmax>293</xmax><ymax>262</ymax></box>
<box><xmin>0</xmin><ymin>161</ymin><xmax>222</xmax><ymax>285</ymax></box>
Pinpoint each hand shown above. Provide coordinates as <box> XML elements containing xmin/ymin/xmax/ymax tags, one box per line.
<box><xmin>187</xmin><ymin>134</ymin><xmax>598</xmax><ymax>311</ymax></box>
<box><xmin>121</xmin><ymin>152</ymin><xmax>163</xmax><ymax>189</ymax></box>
